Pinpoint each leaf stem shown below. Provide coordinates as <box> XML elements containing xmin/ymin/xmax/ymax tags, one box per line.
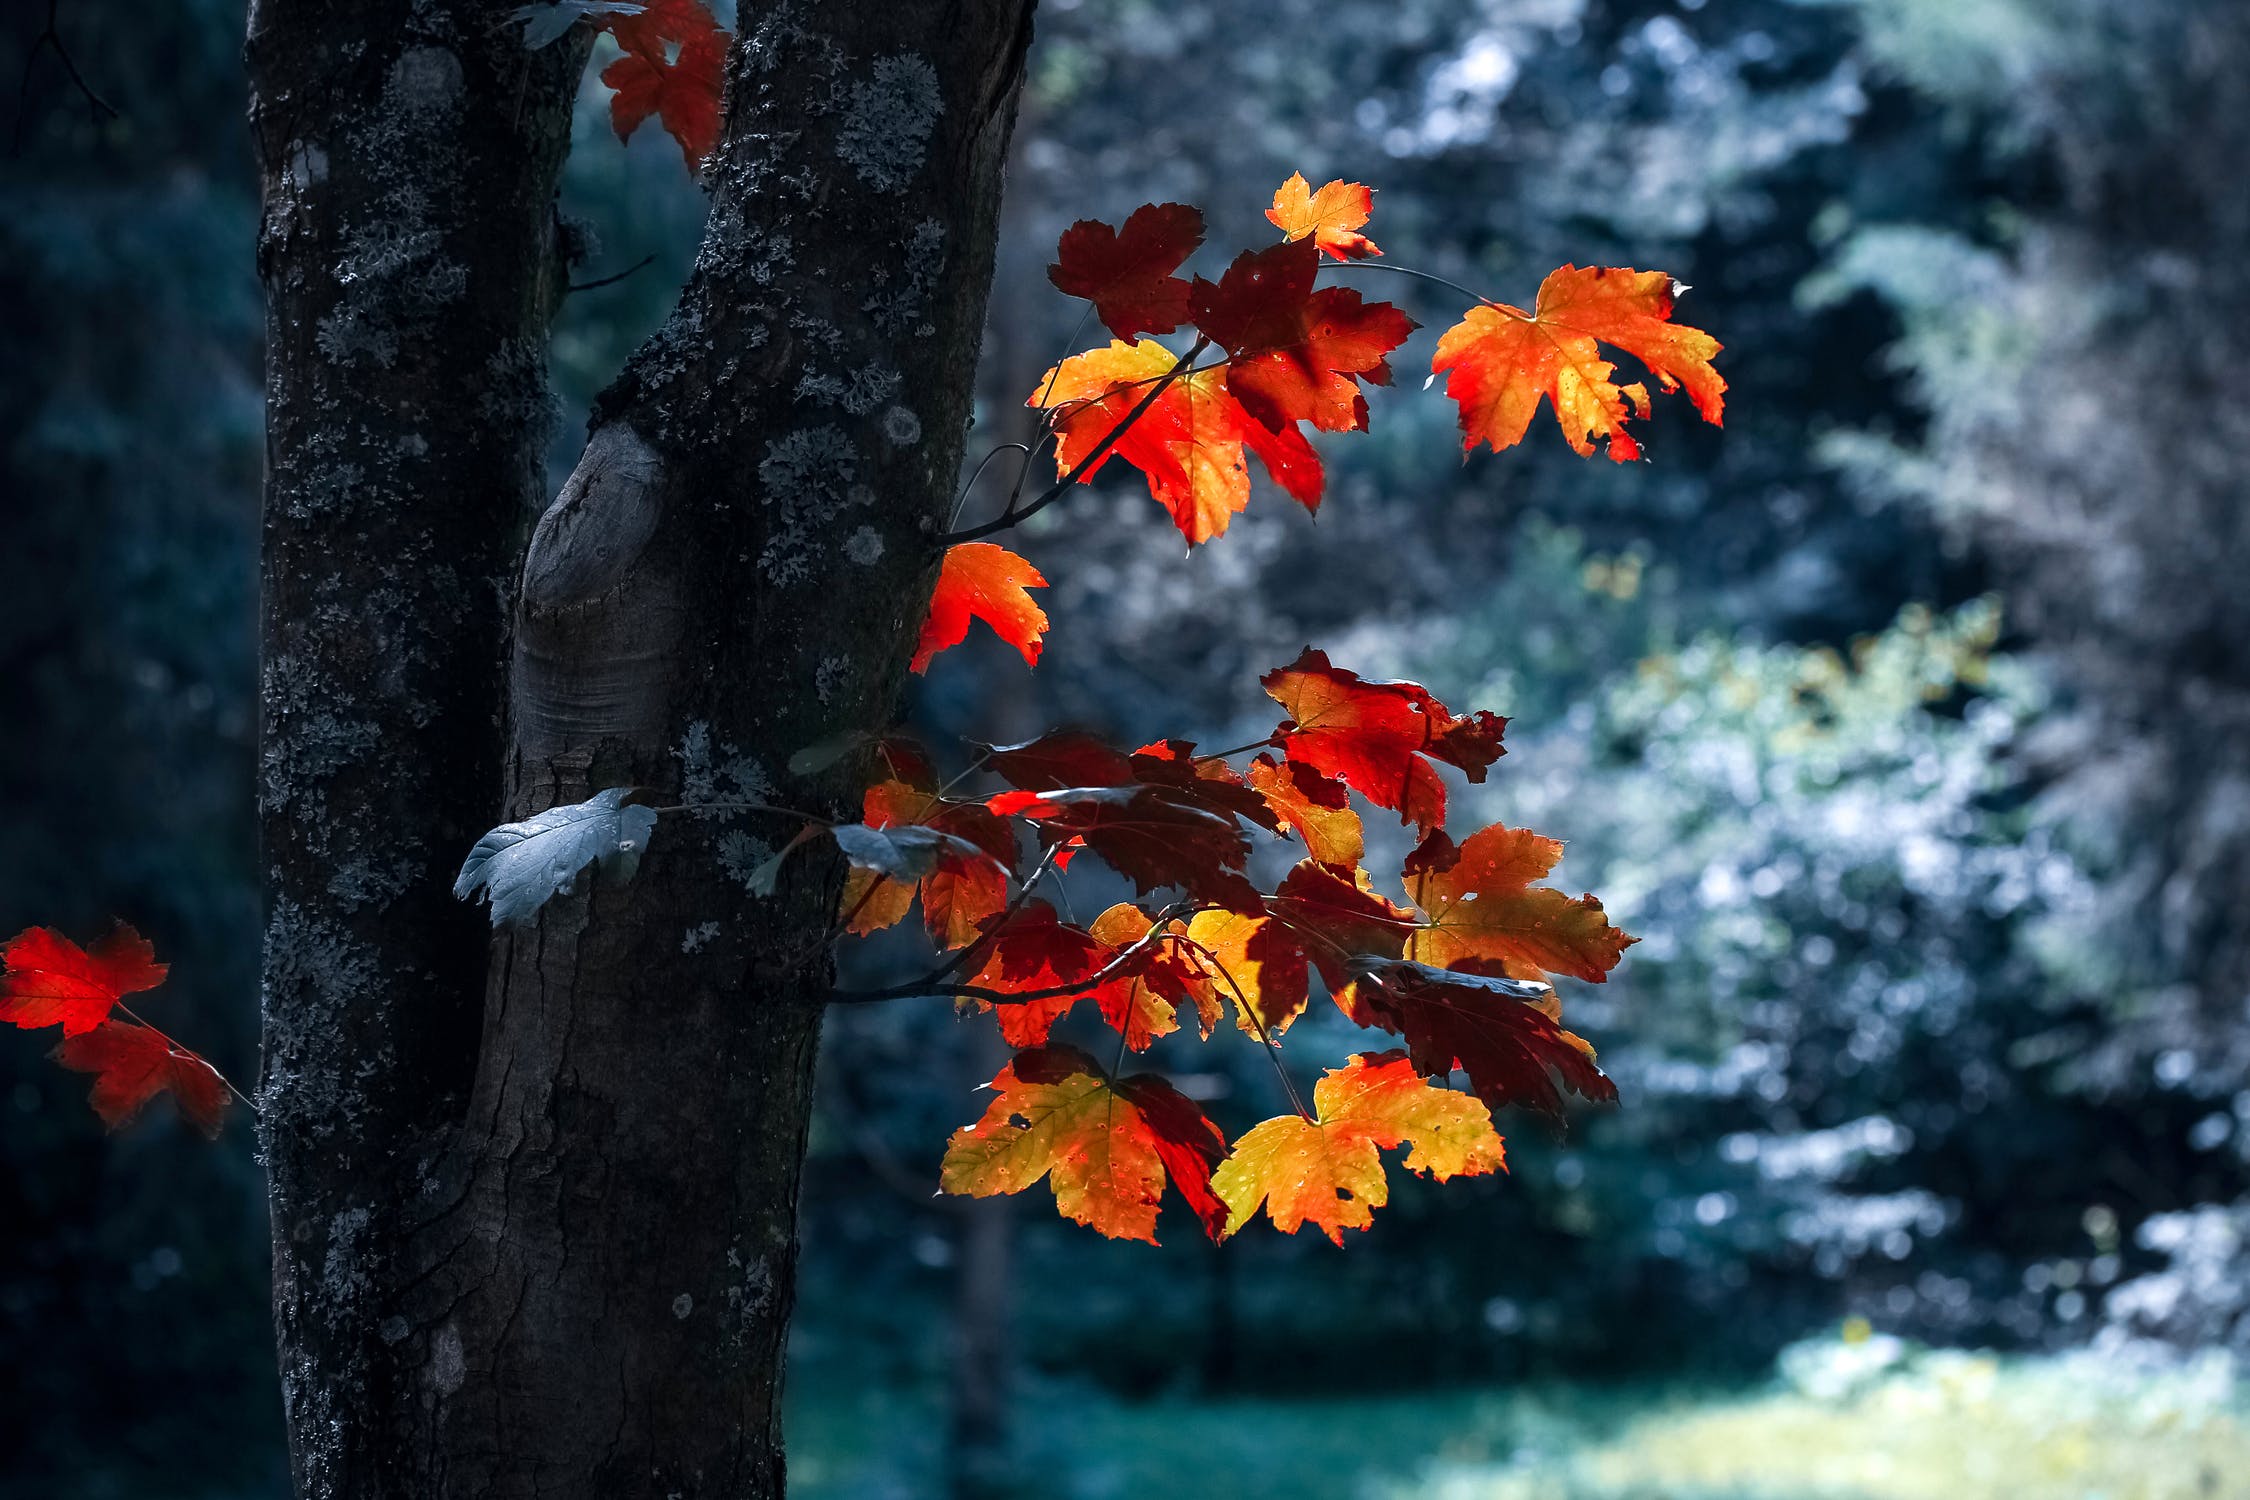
<box><xmin>1327</xmin><ymin>259</ymin><xmax>1504</xmax><ymax>310</ymax></box>
<box><xmin>113</xmin><ymin>1002</ymin><xmax>259</xmax><ymax>1115</ymax></box>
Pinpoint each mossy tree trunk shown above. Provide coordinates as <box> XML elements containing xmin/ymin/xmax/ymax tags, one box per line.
<box><xmin>251</xmin><ymin>2</ymin><xmax>1036</xmax><ymax>1495</ymax></box>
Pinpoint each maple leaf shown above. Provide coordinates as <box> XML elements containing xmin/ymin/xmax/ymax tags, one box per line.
<box><xmin>1180</xmin><ymin>908</ymin><xmax>1308</xmax><ymax>1036</ymax></box>
<box><xmin>911</xmin><ymin>542</ymin><xmax>1049</xmax><ymax>674</ymax></box>
<box><xmin>983</xmin><ymin>730</ymin><xmax>1137</xmax><ymax>791</ymax></box>
<box><xmin>1212</xmin><ymin>1051</ymin><xmax>1503</xmax><ymax>1243</ymax></box>
<box><xmin>1086</xmin><ymin>904</ymin><xmax>1221</xmax><ymax>1048</ymax></box>
<box><xmin>962</xmin><ymin>901</ymin><xmax>1109</xmax><ymax>1048</ymax></box>
<box><xmin>1338</xmin><ymin>958</ymin><xmax>1615</xmax><ymax>1123</ymax></box>
<box><xmin>940</xmin><ymin>1043</ymin><xmax>1227</xmax><ymax>1243</ymax></box>
<box><xmin>1261</xmin><ymin>649</ymin><xmax>1507</xmax><ymax>832</ymax></box>
<box><xmin>1266</xmin><ymin>173</ymin><xmax>1382</xmax><ymax>261</ymax></box>
<box><xmin>598</xmin><ymin>5</ymin><xmax>728</xmax><ymax>171</ymax></box>
<box><xmin>843</xmin><ymin>771</ymin><xmax>1016</xmax><ymax>947</ymax></box>
<box><xmin>987</xmin><ymin>784</ymin><xmax>1258</xmax><ymax>908</ymax></box>
<box><xmin>1189</xmin><ymin>238</ymin><xmax>1416</xmax><ymax>434</ymax></box>
<box><xmin>1126</xmin><ymin>741</ymin><xmax>1283</xmax><ymax>832</ymax></box>
<box><xmin>454</xmin><ymin>788</ymin><xmax>658</xmax><ymax>927</ymax></box>
<box><xmin>1401</xmin><ymin>825</ymin><xmax>1634</xmax><ymax>984</ymax></box>
<box><xmin>1031</xmin><ymin>340</ymin><xmax>1324</xmax><ymax>543</ymax></box>
<box><xmin>1264</xmin><ymin>860</ymin><xmax>1415</xmax><ymax>986</ymax></box>
<box><xmin>1430</xmin><ymin>265</ymin><xmax>1725</xmax><ymax>462</ymax></box>
<box><xmin>0</xmin><ymin>924</ymin><xmax>168</xmax><ymax>1037</ymax></box>
<box><xmin>1048</xmin><ymin>203</ymin><xmax>1205</xmax><ymax>341</ymax></box>
<box><xmin>52</xmin><ymin>1020</ymin><xmax>229</xmax><ymax>1138</ymax></box>
<box><xmin>1245</xmin><ymin>754</ymin><xmax>1364</xmax><ymax>867</ymax></box>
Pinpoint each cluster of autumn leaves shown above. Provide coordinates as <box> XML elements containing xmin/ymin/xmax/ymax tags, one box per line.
<box><xmin>879</xmin><ymin>177</ymin><xmax>1724</xmax><ymax>1241</ymax></box>
<box><xmin>825</xmin><ymin>650</ymin><xmax>1633</xmax><ymax>1243</ymax></box>
<box><xmin>2</xmin><ymin>83</ymin><xmax>1726</xmax><ymax>1245</ymax></box>
<box><xmin>910</xmin><ymin>174</ymin><xmax>1724</xmax><ymax>680</ymax></box>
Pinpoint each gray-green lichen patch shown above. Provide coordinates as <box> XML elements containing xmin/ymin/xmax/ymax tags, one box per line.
<box><xmin>844</xmin><ymin>526</ymin><xmax>884</xmax><ymax>565</ymax></box>
<box><xmin>680</xmin><ymin>921</ymin><xmax>721</xmax><ymax>954</ymax></box>
<box><xmin>259</xmin><ymin>899</ymin><xmax>386</xmax><ymax>1142</ymax></box>
<box><xmin>815</xmin><ymin>656</ymin><xmax>847</xmax><ymax>705</ymax></box>
<box><xmin>796</xmin><ymin>361</ymin><xmax>900</xmax><ymax>415</ymax></box>
<box><xmin>756</xmin><ymin>425</ymin><xmax>861</xmax><ymax>584</ymax></box>
<box><xmin>679</xmin><ymin>721</ymin><xmax>775</xmax><ymax>811</ymax></box>
<box><xmin>717</xmin><ymin>830</ymin><xmax>777</xmax><ymax>896</ymax></box>
<box><xmin>864</xmin><ymin>218</ymin><xmax>947</xmax><ymax>336</ymax></box>
<box><xmin>835</xmin><ymin>54</ymin><xmax>943</xmax><ymax>192</ymax></box>
<box><xmin>882</xmin><ymin>404</ymin><xmax>922</xmax><ymax>446</ymax></box>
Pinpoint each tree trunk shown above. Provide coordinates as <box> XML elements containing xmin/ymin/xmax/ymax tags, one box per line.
<box><xmin>253</xmin><ymin>0</ymin><xmax>1037</xmax><ymax>1495</ymax></box>
<box><xmin>248</xmin><ymin>3</ymin><xmax>589</xmax><ymax>1493</ymax></box>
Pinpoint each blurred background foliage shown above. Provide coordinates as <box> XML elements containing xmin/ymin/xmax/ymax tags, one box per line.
<box><xmin>4</xmin><ymin>0</ymin><xmax>2247</xmax><ymax>1496</ymax></box>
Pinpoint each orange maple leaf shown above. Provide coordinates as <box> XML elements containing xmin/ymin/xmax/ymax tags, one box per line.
<box><xmin>1401</xmin><ymin>824</ymin><xmax>1635</xmax><ymax>984</ymax></box>
<box><xmin>1032</xmin><ymin>339</ymin><xmax>1323</xmax><ymax>543</ymax></box>
<box><xmin>1212</xmin><ymin>1051</ymin><xmax>1503</xmax><ymax>1243</ymax></box>
<box><xmin>52</xmin><ymin>1020</ymin><xmax>229</xmax><ymax>1138</ymax></box>
<box><xmin>1431</xmin><ymin>264</ymin><xmax>1724</xmax><ymax>461</ymax></box>
<box><xmin>1244</xmin><ymin>754</ymin><xmax>1364</xmax><ymax>868</ymax></box>
<box><xmin>911</xmin><ymin>542</ymin><xmax>1049</xmax><ymax>674</ymax></box>
<box><xmin>0</xmin><ymin>924</ymin><xmax>168</xmax><ymax>1037</ymax></box>
<box><xmin>1266</xmin><ymin>173</ymin><xmax>1382</xmax><ymax>261</ymax></box>
<box><xmin>839</xmin><ymin>771</ymin><xmax>1016</xmax><ymax>947</ymax></box>
<box><xmin>940</xmin><ymin>1043</ymin><xmax>1228</xmax><ymax>1243</ymax></box>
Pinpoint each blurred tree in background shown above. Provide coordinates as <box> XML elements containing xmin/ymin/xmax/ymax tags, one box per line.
<box><xmin>3</xmin><ymin>1</ymin><xmax>2245</xmax><ymax>1497</ymax></box>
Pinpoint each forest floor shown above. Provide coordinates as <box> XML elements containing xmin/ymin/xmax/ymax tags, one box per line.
<box><xmin>788</xmin><ymin>1334</ymin><xmax>2250</xmax><ymax>1500</ymax></box>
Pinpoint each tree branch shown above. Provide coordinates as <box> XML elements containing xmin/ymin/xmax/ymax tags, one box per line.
<box><xmin>939</xmin><ymin>336</ymin><xmax>1213</xmax><ymax>543</ymax></box>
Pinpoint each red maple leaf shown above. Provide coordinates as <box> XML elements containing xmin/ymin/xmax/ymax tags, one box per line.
<box><xmin>911</xmin><ymin>542</ymin><xmax>1050</xmax><ymax>674</ymax></box>
<box><xmin>987</xmin><ymin>784</ymin><xmax>1258</xmax><ymax>908</ymax></box>
<box><xmin>52</xmin><ymin>1020</ymin><xmax>229</xmax><ymax>1138</ymax></box>
<box><xmin>1048</xmin><ymin>203</ymin><xmax>1205</xmax><ymax>341</ymax></box>
<box><xmin>1261</xmin><ymin>649</ymin><xmax>1507</xmax><ymax>831</ymax></box>
<box><xmin>1189</xmin><ymin>238</ymin><xmax>1416</xmax><ymax>434</ymax></box>
<box><xmin>982</xmin><ymin>730</ymin><xmax>1137</xmax><ymax>791</ymax></box>
<box><xmin>1337</xmin><ymin>959</ymin><xmax>1614</xmax><ymax>1124</ymax></box>
<box><xmin>962</xmin><ymin>903</ymin><xmax>1110</xmax><ymax>1048</ymax></box>
<box><xmin>598</xmin><ymin>4</ymin><xmax>728</xmax><ymax>171</ymax></box>
<box><xmin>0</xmin><ymin>924</ymin><xmax>168</xmax><ymax>1037</ymax></box>
<box><xmin>1431</xmin><ymin>264</ymin><xmax>1725</xmax><ymax>461</ymax></box>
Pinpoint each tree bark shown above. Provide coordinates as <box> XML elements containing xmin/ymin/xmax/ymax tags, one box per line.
<box><xmin>254</xmin><ymin>1</ymin><xmax>1036</xmax><ymax>1495</ymax></box>
<box><xmin>248</xmin><ymin>4</ymin><xmax>587</xmax><ymax>1494</ymax></box>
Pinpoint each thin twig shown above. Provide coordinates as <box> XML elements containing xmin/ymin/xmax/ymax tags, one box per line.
<box><xmin>1329</xmin><ymin>259</ymin><xmax>1503</xmax><ymax>311</ymax></box>
<box><xmin>1167</xmin><ymin>932</ymin><xmax>1313</xmax><ymax>1121</ymax></box>
<box><xmin>567</xmin><ymin>253</ymin><xmax>658</xmax><ymax>294</ymax></box>
<box><xmin>11</xmin><ymin>0</ymin><xmax>117</xmax><ymax>154</ymax></box>
<box><xmin>831</xmin><ymin>894</ymin><xmax>1193</xmax><ymax>1007</ymax></box>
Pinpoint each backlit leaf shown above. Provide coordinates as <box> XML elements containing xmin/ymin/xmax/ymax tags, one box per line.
<box><xmin>1213</xmin><ymin>1051</ymin><xmax>1503</xmax><ymax>1243</ymax></box>
<box><xmin>1431</xmin><ymin>264</ymin><xmax>1724</xmax><ymax>461</ymax></box>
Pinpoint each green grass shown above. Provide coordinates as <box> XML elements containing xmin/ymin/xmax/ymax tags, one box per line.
<box><xmin>787</xmin><ymin>1338</ymin><xmax>2250</xmax><ymax>1500</ymax></box>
